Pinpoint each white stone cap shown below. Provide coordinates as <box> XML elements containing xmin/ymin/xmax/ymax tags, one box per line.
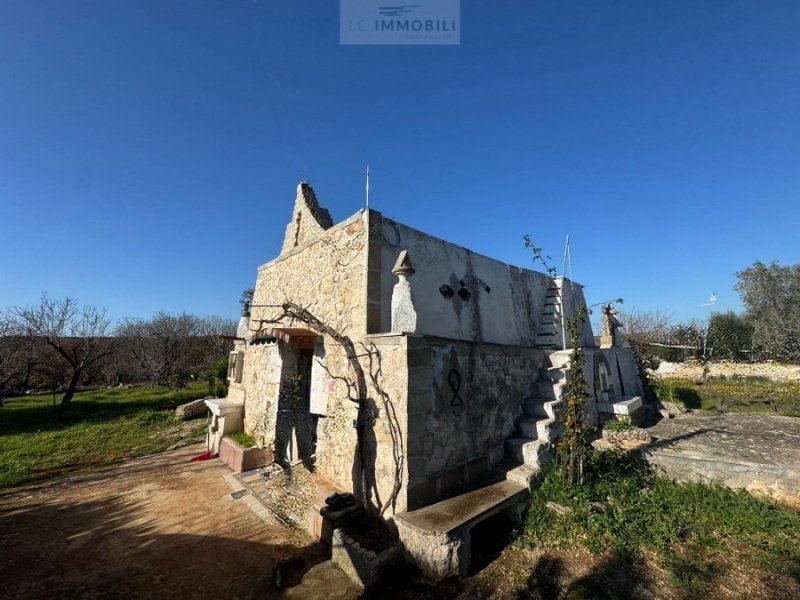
<box><xmin>597</xmin><ymin>396</ymin><xmax>642</xmax><ymax>416</ymax></box>
<box><xmin>204</xmin><ymin>398</ymin><xmax>244</xmax><ymax>417</ymax></box>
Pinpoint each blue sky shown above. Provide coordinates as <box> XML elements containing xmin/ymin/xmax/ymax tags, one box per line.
<box><xmin>1</xmin><ymin>1</ymin><xmax>798</xmax><ymax>330</ymax></box>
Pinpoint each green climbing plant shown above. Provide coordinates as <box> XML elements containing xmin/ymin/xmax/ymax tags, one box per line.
<box><xmin>557</xmin><ymin>306</ymin><xmax>592</xmax><ymax>486</ymax></box>
<box><xmin>524</xmin><ymin>233</ymin><xmax>591</xmax><ymax>486</ymax></box>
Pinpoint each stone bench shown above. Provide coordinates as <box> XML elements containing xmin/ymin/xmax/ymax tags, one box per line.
<box><xmin>394</xmin><ymin>479</ymin><xmax>528</xmax><ymax>580</ymax></box>
<box><xmin>598</xmin><ymin>396</ymin><xmax>644</xmax><ymax>425</ymax></box>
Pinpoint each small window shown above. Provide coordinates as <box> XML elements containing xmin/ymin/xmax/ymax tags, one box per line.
<box><xmin>227</xmin><ymin>351</ymin><xmax>243</xmax><ymax>383</ymax></box>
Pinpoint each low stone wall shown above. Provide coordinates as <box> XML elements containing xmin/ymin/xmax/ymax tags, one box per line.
<box><xmin>175</xmin><ymin>398</ymin><xmax>210</xmax><ymax>421</ymax></box>
<box><xmin>331</xmin><ymin>528</ymin><xmax>399</xmax><ymax>589</ymax></box>
<box><xmin>642</xmin><ymin>414</ymin><xmax>800</xmax><ymax>507</ymax></box>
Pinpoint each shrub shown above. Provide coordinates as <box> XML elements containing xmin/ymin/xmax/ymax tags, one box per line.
<box><xmin>707</xmin><ymin>311</ymin><xmax>754</xmax><ymax>360</ymax></box>
<box><xmin>207</xmin><ymin>356</ymin><xmax>229</xmax><ymax>398</ymax></box>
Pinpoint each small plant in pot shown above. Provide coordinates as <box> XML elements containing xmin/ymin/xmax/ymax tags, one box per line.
<box><xmin>219</xmin><ymin>431</ymin><xmax>273</xmax><ymax>473</ymax></box>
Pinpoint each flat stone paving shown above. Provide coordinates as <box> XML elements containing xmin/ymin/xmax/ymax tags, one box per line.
<box><xmin>643</xmin><ymin>413</ymin><xmax>800</xmax><ymax>505</ymax></box>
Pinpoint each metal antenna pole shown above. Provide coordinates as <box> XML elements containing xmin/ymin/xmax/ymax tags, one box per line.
<box><xmin>561</xmin><ymin>235</ymin><xmax>570</xmax><ymax>350</ymax></box>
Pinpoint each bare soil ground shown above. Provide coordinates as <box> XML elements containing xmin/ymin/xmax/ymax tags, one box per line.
<box><xmin>0</xmin><ymin>444</ymin><xmax>359</xmax><ymax>600</ymax></box>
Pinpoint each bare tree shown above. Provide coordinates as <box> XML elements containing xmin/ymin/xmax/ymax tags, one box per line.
<box><xmin>117</xmin><ymin>312</ymin><xmax>198</xmax><ymax>385</ymax></box>
<box><xmin>193</xmin><ymin>315</ymin><xmax>236</xmax><ymax>367</ymax></box>
<box><xmin>0</xmin><ymin>313</ymin><xmax>30</xmax><ymax>403</ymax></box>
<box><xmin>619</xmin><ymin>308</ymin><xmax>673</xmax><ymax>345</ymax></box>
<box><xmin>12</xmin><ymin>295</ymin><xmax>113</xmax><ymax>407</ymax></box>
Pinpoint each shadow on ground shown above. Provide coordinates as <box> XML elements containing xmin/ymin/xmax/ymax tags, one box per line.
<box><xmin>0</xmin><ymin>446</ymin><xmax>357</xmax><ymax>600</ymax></box>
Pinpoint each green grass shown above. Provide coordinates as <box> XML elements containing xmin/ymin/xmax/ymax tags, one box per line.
<box><xmin>521</xmin><ymin>451</ymin><xmax>800</xmax><ymax>593</ymax></box>
<box><xmin>0</xmin><ymin>382</ymin><xmax>209</xmax><ymax>490</ymax></box>
<box><xmin>227</xmin><ymin>431</ymin><xmax>256</xmax><ymax>447</ymax></box>
<box><xmin>602</xmin><ymin>419</ymin><xmax>634</xmax><ymax>432</ymax></box>
<box><xmin>660</xmin><ymin>376</ymin><xmax>800</xmax><ymax>416</ymax></box>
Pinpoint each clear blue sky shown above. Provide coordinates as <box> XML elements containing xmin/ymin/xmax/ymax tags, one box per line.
<box><xmin>1</xmin><ymin>1</ymin><xmax>798</xmax><ymax>329</ymax></box>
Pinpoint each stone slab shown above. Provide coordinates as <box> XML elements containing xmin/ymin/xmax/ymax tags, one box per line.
<box><xmin>394</xmin><ymin>479</ymin><xmax>527</xmax><ymax>535</ymax></box>
<box><xmin>597</xmin><ymin>396</ymin><xmax>642</xmax><ymax>415</ymax></box>
<box><xmin>643</xmin><ymin>413</ymin><xmax>800</xmax><ymax>505</ymax></box>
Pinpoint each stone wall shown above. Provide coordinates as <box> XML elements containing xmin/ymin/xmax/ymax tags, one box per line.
<box><xmin>404</xmin><ymin>335</ymin><xmax>549</xmax><ymax>510</ymax></box>
<box><xmin>230</xmin><ymin>209</ymin><xmax>414</xmax><ymax>515</ymax></box>
<box><xmin>377</xmin><ymin>217</ymin><xmax>594</xmax><ymax>346</ymax></box>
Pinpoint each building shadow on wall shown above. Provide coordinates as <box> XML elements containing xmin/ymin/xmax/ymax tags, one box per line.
<box><xmin>352</xmin><ymin>396</ymin><xmax>382</xmax><ymax>514</ymax></box>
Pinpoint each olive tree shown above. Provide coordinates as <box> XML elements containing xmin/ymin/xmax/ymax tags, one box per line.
<box><xmin>734</xmin><ymin>261</ymin><xmax>800</xmax><ymax>361</ymax></box>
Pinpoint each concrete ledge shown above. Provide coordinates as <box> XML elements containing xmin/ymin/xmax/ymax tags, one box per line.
<box><xmin>597</xmin><ymin>396</ymin><xmax>642</xmax><ymax>416</ymax></box>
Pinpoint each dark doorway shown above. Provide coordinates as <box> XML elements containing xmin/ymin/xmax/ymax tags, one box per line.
<box><xmin>275</xmin><ymin>345</ymin><xmax>319</xmax><ymax>471</ymax></box>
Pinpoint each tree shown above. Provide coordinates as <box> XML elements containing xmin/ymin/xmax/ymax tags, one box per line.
<box><xmin>734</xmin><ymin>261</ymin><xmax>800</xmax><ymax>361</ymax></box>
<box><xmin>12</xmin><ymin>295</ymin><xmax>113</xmax><ymax>407</ymax></box>
<box><xmin>706</xmin><ymin>311</ymin><xmax>753</xmax><ymax>360</ymax></box>
<box><xmin>619</xmin><ymin>309</ymin><xmax>673</xmax><ymax>346</ymax></box>
<box><xmin>193</xmin><ymin>315</ymin><xmax>236</xmax><ymax>368</ymax></box>
<box><xmin>0</xmin><ymin>313</ymin><xmax>31</xmax><ymax>402</ymax></box>
<box><xmin>117</xmin><ymin>312</ymin><xmax>198</xmax><ymax>385</ymax></box>
<box><xmin>240</xmin><ymin>288</ymin><xmax>254</xmax><ymax>308</ymax></box>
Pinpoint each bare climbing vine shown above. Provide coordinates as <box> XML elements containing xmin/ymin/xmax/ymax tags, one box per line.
<box><xmin>252</xmin><ymin>301</ymin><xmax>404</xmax><ymax>519</ymax></box>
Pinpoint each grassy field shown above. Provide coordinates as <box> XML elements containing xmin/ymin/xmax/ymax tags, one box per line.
<box><xmin>660</xmin><ymin>375</ymin><xmax>800</xmax><ymax>417</ymax></box>
<box><xmin>520</xmin><ymin>450</ymin><xmax>800</xmax><ymax>595</ymax></box>
<box><xmin>0</xmin><ymin>383</ymin><xmax>209</xmax><ymax>490</ymax></box>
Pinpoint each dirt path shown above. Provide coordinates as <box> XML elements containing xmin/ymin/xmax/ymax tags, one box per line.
<box><xmin>0</xmin><ymin>444</ymin><xmax>359</xmax><ymax>600</ymax></box>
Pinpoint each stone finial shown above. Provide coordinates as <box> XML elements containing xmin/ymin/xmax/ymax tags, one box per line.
<box><xmin>600</xmin><ymin>303</ymin><xmax>624</xmax><ymax>348</ymax></box>
<box><xmin>392</xmin><ymin>250</ymin><xmax>416</xmax><ymax>280</ymax></box>
<box><xmin>391</xmin><ymin>249</ymin><xmax>418</xmax><ymax>333</ymax></box>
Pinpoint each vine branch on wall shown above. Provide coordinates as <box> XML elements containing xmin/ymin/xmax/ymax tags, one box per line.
<box><xmin>251</xmin><ymin>301</ymin><xmax>403</xmax><ymax>518</ymax></box>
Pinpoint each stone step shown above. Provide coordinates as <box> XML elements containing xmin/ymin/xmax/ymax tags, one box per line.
<box><xmin>522</xmin><ymin>398</ymin><xmax>563</xmax><ymax>420</ymax></box>
<box><xmin>516</xmin><ymin>417</ymin><xmax>541</xmax><ymax>439</ymax></box>
<box><xmin>500</xmin><ymin>462</ymin><xmax>540</xmax><ymax>487</ymax></box>
<box><xmin>548</xmin><ymin>351</ymin><xmax>573</xmax><ymax>369</ymax></box>
<box><xmin>505</xmin><ymin>437</ymin><xmax>548</xmax><ymax>465</ymax></box>
<box><xmin>535</xmin><ymin>418</ymin><xmax>563</xmax><ymax>442</ymax></box>
<box><xmin>536</xmin><ymin>334</ymin><xmax>560</xmax><ymax>346</ymax></box>
<box><xmin>534</xmin><ymin>381</ymin><xmax>558</xmax><ymax>399</ymax></box>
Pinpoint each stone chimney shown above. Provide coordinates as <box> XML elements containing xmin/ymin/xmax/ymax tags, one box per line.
<box><xmin>280</xmin><ymin>181</ymin><xmax>334</xmax><ymax>255</ymax></box>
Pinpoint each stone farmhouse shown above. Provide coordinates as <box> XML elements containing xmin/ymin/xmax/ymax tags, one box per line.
<box><xmin>222</xmin><ymin>181</ymin><xmax>643</xmax><ymax>578</ymax></box>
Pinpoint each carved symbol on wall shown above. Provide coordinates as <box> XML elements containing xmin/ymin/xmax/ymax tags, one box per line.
<box><xmin>448</xmin><ymin>369</ymin><xmax>463</xmax><ymax>407</ymax></box>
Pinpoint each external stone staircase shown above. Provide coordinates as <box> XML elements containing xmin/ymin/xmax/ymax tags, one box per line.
<box><xmin>501</xmin><ymin>349</ymin><xmax>571</xmax><ymax>487</ymax></box>
<box><xmin>534</xmin><ymin>280</ymin><xmax>564</xmax><ymax>349</ymax></box>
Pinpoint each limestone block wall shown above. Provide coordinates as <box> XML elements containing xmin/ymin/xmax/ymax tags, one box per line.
<box><xmin>377</xmin><ymin>217</ymin><xmax>594</xmax><ymax>346</ymax></box>
<box><xmin>230</xmin><ymin>210</ymin><xmax>417</xmax><ymax>515</ymax></box>
<box><xmin>403</xmin><ymin>336</ymin><xmax>549</xmax><ymax>510</ymax></box>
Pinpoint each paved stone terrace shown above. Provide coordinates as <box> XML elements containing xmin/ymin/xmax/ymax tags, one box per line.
<box><xmin>643</xmin><ymin>413</ymin><xmax>800</xmax><ymax>506</ymax></box>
